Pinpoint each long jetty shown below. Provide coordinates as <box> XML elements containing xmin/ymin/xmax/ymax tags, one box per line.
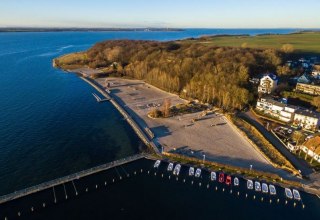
<box><xmin>0</xmin><ymin>153</ymin><xmax>146</xmax><ymax>205</ymax></box>
<box><xmin>80</xmin><ymin>76</ymin><xmax>160</xmax><ymax>154</ymax></box>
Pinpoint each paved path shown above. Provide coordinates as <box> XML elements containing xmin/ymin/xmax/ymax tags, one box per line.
<box><xmin>238</xmin><ymin>111</ymin><xmax>313</xmax><ymax>176</ymax></box>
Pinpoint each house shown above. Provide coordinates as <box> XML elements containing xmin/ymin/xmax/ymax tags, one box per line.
<box><xmin>256</xmin><ymin>97</ymin><xmax>298</xmax><ymax>122</ymax></box>
<box><xmin>258</xmin><ymin>73</ymin><xmax>278</xmax><ymax>94</ymax></box>
<box><xmin>297</xmin><ymin>73</ymin><xmax>312</xmax><ymax>84</ymax></box>
<box><xmin>300</xmin><ymin>136</ymin><xmax>320</xmax><ymax>163</ymax></box>
<box><xmin>293</xmin><ymin>109</ymin><xmax>320</xmax><ymax>131</ymax></box>
<box><xmin>312</xmin><ymin>70</ymin><xmax>320</xmax><ymax>79</ymax></box>
<box><xmin>296</xmin><ymin>82</ymin><xmax>320</xmax><ymax>95</ymax></box>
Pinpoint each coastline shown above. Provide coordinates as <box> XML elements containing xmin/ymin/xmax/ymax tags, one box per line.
<box><xmin>69</xmin><ymin>70</ymin><xmax>320</xmax><ymax>196</ymax></box>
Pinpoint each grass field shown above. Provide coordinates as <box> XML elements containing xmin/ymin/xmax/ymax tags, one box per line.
<box><xmin>194</xmin><ymin>32</ymin><xmax>320</xmax><ymax>55</ymax></box>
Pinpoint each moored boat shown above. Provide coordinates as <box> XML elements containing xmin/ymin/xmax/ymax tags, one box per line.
<box><xmin>225</xmin><ymin>175</ymin><xmax>232</xmax><ymax>185</ymax></box>
<box><xmin>173</xmin><ymin>164</ymin><xmax>181</xmax><ymax>176</ymax></box>
<box><xmin>255</xmin><ymin>181</ymin><xmax>261</xmax><ymax>192</ymax></box>
<box><xmin>247</xmin><ymin>180</ymin><xmax>253</xmax><ymax>190</ymax></box>
<box><xmin>195</xmin><ymin>168</ymin><xmax>201</xmax><ymax>177</ymax></box>
<box><xmin>285</xmin><ymin>188</ymin><xmax>293</xmax><ymax>199</ymax></box>
<box><xmin>219</xmin><ymin>173</ymin><xmax>225</xmax><ymax>183</ymax></box>
<box><xmin>234</xmin><ymin>177</ymin><xmax>239</xmax><ymax>186</ymax></box>
<box><xmin>210</xmin><ymin>172</ymin><xmax>216</xmax><ymax>181</ymax></box>
<box><xmin>189</xmin><ymin>167</ymin><xmax>195</xmax><ymax>176</ymax></box>
<box><xmin>167</xmin><ymin>163</ymin><xmax>174</xmax><ymax>172</ymax></box>
<box><xmin>262</xmin><ymin>183</ymin><xmax>268</xmax><ymax>193</ymax></box>
<box><xmin>269</xmin><ymin>184</ymin><xmax>276</xmax><ymax>195</ymax></box>
<box><xmin>154</xmin><ymin>160</ymin><xmax>161</xmax><ymax>168</ymax></box>
<box><xmin>292</xmin><ymin>189</ymin><xmax>301</xmax><ymax>201</ymax></box>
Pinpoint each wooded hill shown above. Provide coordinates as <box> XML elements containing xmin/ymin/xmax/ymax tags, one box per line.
<box><xmin>54</xmin><ymin>39</ymin><xmax>291</xmax><ymax>110</ymax></box>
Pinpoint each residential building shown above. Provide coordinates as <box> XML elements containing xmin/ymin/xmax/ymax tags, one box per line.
<box><xmin>300</xmin><ymin>136</ymin><xmax>320</xmax><ymax>163</ymax></box>
<box><xmin>258</xmin><ymin>73</ymin><xmax>278</xmax><ymax>94</ymax></box>
<box><xmin>297</xmin><ymin>73</ymin><xmax>312</xmax><ymax>84</ymax></box>
<box><xmin>312</xmin><ymin>70</ymin><xmax>320</xmax><ymax>79</ymax></box>
<box><xmin>296</xmin><ymin>82</ymin><xmax>320</xmax><ymax>95</ymax></box>
<box><xmin>256</xmin><ymin>97</ymin><xmax>298</xmax><ymax>122</ymax></box>
<box><xmin>293</xmin><ymin>110</ymin><xmax>320</xmax><ymax>131</ymax></box>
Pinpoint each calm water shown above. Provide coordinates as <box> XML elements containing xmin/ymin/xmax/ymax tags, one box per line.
<box><xmin>0</xmin><ymin>159</ymin><xmax>319</xmax><ymax>220</ymax></box>
<box><xmin>0</xmin><ymin>29</ymin><xmax>314</xmax><ymax>196</ymax></box>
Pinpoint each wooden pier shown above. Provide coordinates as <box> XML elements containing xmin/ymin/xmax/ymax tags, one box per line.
<box><xmin>0</xmin><ymin>153</ymin><xmax>146</xmax><ymax>205</ymax></box>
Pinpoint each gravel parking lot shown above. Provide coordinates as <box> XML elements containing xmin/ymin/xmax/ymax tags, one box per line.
<box><xmin>95</xmin><ymin>77</ymin><xmax>279</xmax><ymax>173</ymax></box>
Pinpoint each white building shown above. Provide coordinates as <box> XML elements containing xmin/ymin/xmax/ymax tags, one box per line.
<box><xmin>300</xmin><ymin>136</ymin><xmax>320</xmax><ymax>163</ymax></box>
<box><xmin>293</xmin><ymin>110</ymin><xmax>320</xmax><ymax>131</ymax></box>
<box><xmin>256</xmin><ymin>98</ymin><xmax>298</xmax><ymax>122</ymax></box>
<box><xmin>258</xmin><ymin>74</ymin><xmax>278</xmax><ymax>94</ymax></box>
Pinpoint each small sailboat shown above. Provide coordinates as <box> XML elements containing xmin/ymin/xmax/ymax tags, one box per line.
<box><xmin>219</xmin><ymin>173</ymin><xmax>225</xmax><ymax>183</ymax></box>
<box><xmin>255</xmin><ymin>181</ymin><xmax>261</xmax><ymax>192</ymax></box>
<box><xmin>189</xmin><ymin>167</ymin><xmax>195</xmax><ymax>176</ymax></box>
<box><xmin>210</xmin><ymin>172</ymin><xmax>216</xmax><ymax>181</ymax></box>
<box><xmin>292</xmin><ymin>189</ymin><xmax>301</xmax><ymax>201</ymax></box>
<box><xmin>262</xmin><ymin>183</ymin><xmax>268</xmax><ymax>193</ymax></box>
<box><xmin>225</xmin><ymin>175</ymin><xmax>232</xmax><ymax>186</ymax></box>
<box><xmin>269</xmin><ymin>184</ymin><xmax>276</xmax><ymax>195</ymax></box>
<box><xmin>195</xmin><ymin>168</ymin><xmax>201</xmax><ymax>178</ymax></box>
<box><xmin>285</xmin><ymin>188</ymin><xmax>293</xmax><ymax>199</ymax></box>
<box><xmin>247</xmin><ymin>180</ymin><xmax>253</xmax><ymax>190</ymax></box>
<box><xmin>154</xmin><ymin>160</ymin><xmax>161</xmax><ymax>168</ymax></box>
<box><xmin>173</xmin><ymin>164</ymin><xmax>181</xmax><ymax>176</ymax></box>
<box><xmin>234</xmin><ymin>177</ymin><xmax>239</xmax><ymax>186</ymax></box>
<box><xmin>167</xmin><ymin>163</ymin><xmax>174</xmax><ymax>172</ymax></box>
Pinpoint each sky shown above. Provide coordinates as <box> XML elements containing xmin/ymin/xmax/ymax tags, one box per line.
<box><xmin>0</xmin><ymin>0</ymin><xmax>320</xmax><ymax>28</ymax></box>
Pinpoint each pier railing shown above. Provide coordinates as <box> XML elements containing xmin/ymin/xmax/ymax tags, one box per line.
<box><xmin>0</xmin><ymin>153</ymin><xmax>146</xmax><ymax>205</ymax></box>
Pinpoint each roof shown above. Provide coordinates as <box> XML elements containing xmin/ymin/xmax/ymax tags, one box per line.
<box><xmin>303</xmin><ymin>136</ymin><xmax>320</xmax><ymax>154</ymax></box>
<box><xmin>260</xmin><ymin>97</ymin><xmax>286</xmax><ymax>107</ymax></box>
<box><xmin>295</xmin><ymin>109</ymin><xmax>320</xmax><ymax>119</ymax></box>
<box><xmin>297</xmin><ymin>73</ymin><xmax>312</xmax><ymax>83</ymax></box>
<box><xmin>261</xmin><ymin>73</ymin><xmax>277</xmax><ymax>81</ymax></box>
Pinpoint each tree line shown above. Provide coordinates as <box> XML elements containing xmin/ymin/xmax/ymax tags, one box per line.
<box><xmin>58</xmin><ymin>40</ymin><xmax>290</xmax><ymax>110</ymax></box>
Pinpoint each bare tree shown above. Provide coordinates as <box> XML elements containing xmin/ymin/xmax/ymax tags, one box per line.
<box><xmin>310</xmin><ymin>145</ymin><xmax>320</xmax><ymax>164</ymax></box>
<box><xmin>162</xmin><ymin>99</ymin><xmax>171</xmax><ymax>118</ymax></box>
<box><xmin>292</xmin><ymin>131</ymin><xmax>306</xmax><ymax>156</ymax></box>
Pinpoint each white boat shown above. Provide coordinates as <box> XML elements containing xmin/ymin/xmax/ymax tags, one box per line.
<box><xmin>262</xmin><ymin>183</ymin><xmax>268</xmax><ymax>193</ymax></box>
<box><xmin>189</xmin><ymin>167</ymin><xmax>195</xmax><ymax>176</ymax></box>
<box><xmin>210</xmin><ymin>172</ymin><xmax>216</xmax><ymax>181</ymax></box>
<box><xmin>255</xmin><ymin>181</ymin><xmax>261</xmax><ymax>192</ymax></box>
<box><xmin>167</xmin><ymin>163</ymin><xmax>174</xmax><ymax>172</ymax></box>
<box><xmin>269</xmin><ymin>184</ymin><xmax>276</xmax><ymax>195</ymax></box>
<box><xmin>195</xmin><ymin>168</ymin><xmax>201</xmax><ymax>178</ymax></box>
<box><xmin>154</xmin><ymin>160</ymin><xmax>161</xmax><ymax>168</ymax></box>
<box><xmin>285</xmin><ymin>188</ymin><xmax>293</xmax><ymax>199</ymax></box>
<box><xmin>292</xmin><ymin>189</ymin><xmax>301</xmax><ymax>201</ymax></box>
<box><xmin>247</xmin><ymin>180</ymin><xmax>253</xmax><ymax>190</ymax></box>
<box><xmin>234</xmin><ymin>177</ymin><xmax>239</xmax><ymax>186</ymax></box>
<box><xmin>173</xmin><ymin>164</ymin><xmax>181</xmax><ymax>176</ymax></box>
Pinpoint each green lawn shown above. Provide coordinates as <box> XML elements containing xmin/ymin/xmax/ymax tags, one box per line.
<box><xmin>193</xmin><ymin>32</ymin><xmax>320</xmax><ymax>55</ymax></box>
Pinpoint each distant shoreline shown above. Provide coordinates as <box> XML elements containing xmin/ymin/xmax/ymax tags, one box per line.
<box><xmin>0</xmin><ymin>27</ymin><xmax>185</xmax><ymax>33</ymax></box>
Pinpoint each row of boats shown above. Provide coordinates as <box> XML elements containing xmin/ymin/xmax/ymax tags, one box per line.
<box><xmin>246</xmin><ymin>179</ymin><xmax>300</xmax><ymax>201</ymax></box>
<box><xmin>154</xmin><ymin>160</ymin><xmax>302</xmax><ymax>201</ymax></box>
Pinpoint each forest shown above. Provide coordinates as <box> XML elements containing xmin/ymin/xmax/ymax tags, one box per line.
<box><xmin>55</xmin><ymin>39</ymin><xmax>291</xmax><ymax>110</ymax></box>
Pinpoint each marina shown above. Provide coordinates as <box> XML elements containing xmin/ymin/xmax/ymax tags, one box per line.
<box><xmin>0</xmin><ymin>158</ymin><xmax>314</xmax><ymax>220</ymax></box>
